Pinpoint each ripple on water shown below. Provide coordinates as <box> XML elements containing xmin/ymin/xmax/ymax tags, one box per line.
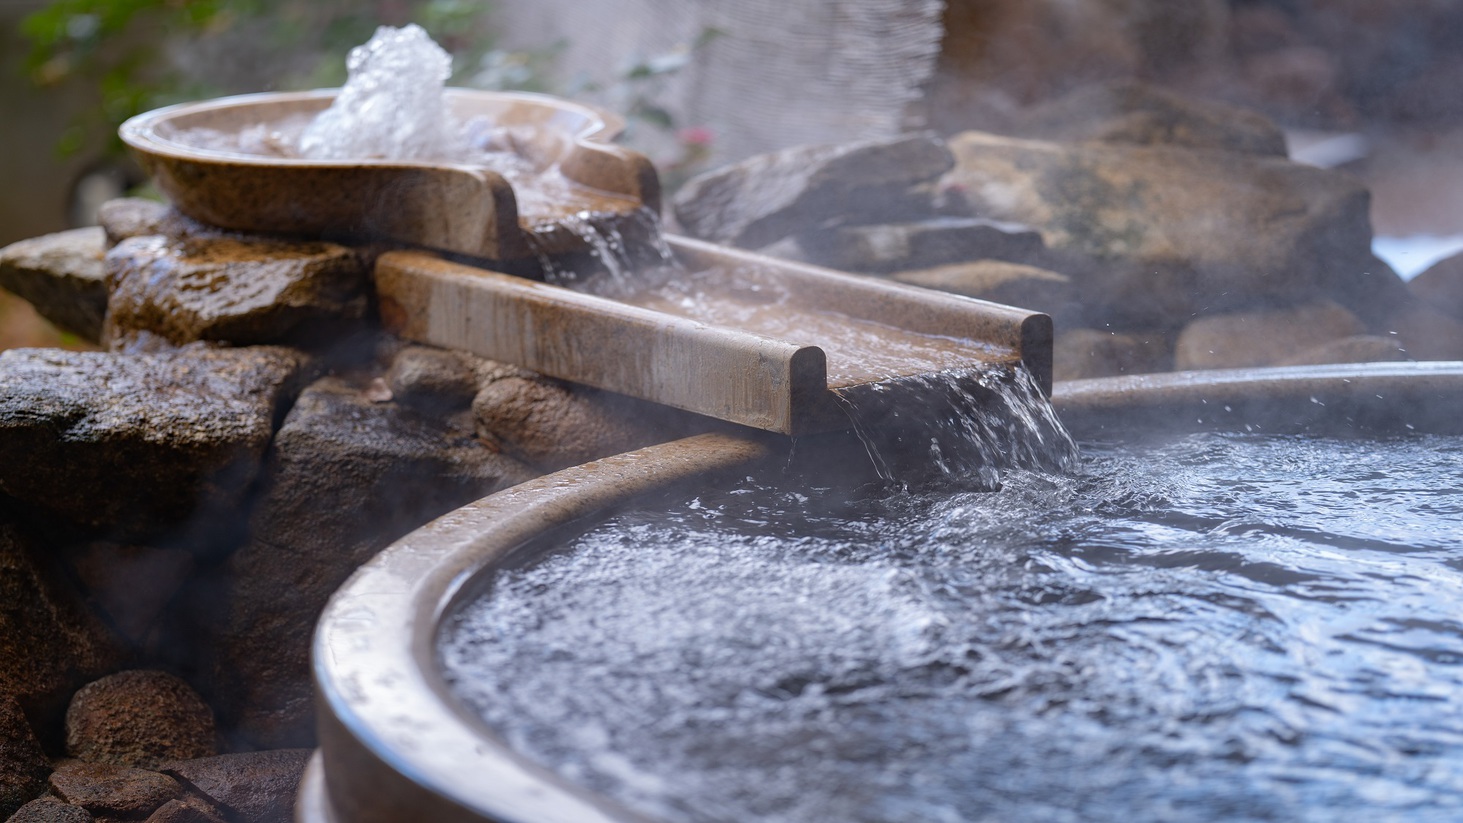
<box><xmin>440</xmin><ymin>433</ymin><xmax>1463</xmax><ymax>823</ymax></box>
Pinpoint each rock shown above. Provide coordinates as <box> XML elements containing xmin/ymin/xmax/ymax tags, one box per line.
<box><xmin>473</xmin><ymin>371</ymin><xmax>684</xmax><ymax>472</ymax></box>
<box><xmin>159</xmin><ymin>750</ymin><xmax>310</xmax><ymax>823</ymax></box>
<box><xmin>104</xmin><ymin>235</ymin><xmax>368</xmax><ymax>349</ymax></box>
<box><xmin>60</xmin><ymin>544</ymin><xmax>194</xmax><ymax>648</ymax></box>
<box><xmin>945</xmin><ymin>131</ymin><xmax>1375</xmax><ymax>327</ymax></box>
<box><xmin>96</xmin><ymin>200</ymin><xmax>199</xmax><ymax>249</ymax></box>
<box><xmin>1053</xmin><ymin>327</ymin><xmax>1173</xmax><ymax>381</ymax></box>
<box><xmin>1373</xmin><ymin>303</ymin><xmax>1463</xmax><ymax>362</ymax></box>
<box><xmin>892</xmin><ymin>260</ymin><xmax>1074</xmax><ymax>317</ymax></box>
<box><xmin>385</xmin><ymin>346</ymin><xmax>481</xmax><ymax>415</ymax></box>
<box><xmin>207</xmin><ymin>376</ymin><xmax>534</xmax><ymax>747</ymax></box>
<box><xmin>1014</xmin><ymin>81</ymin><xmax>1288</xmax><ymax>157</ymax></box>
<box><xmin>671</xmin><ymin>134</ymin><xmax>954</xmax><ymax>248</ymax></box>
<box><xmin>5</xmin><ymin>797</ymin><xmax>94</xmax><ymax>823</ymax></box>
<box><xmin>1274</xmin><ymin>335</ymin><xmax>1410</xmax><ymax>367</ymax></box>
<box><xmin>1174</xmin><ymin>300</ymin><xmax>1365</xmax><ymax>370</ymax></box>
<box><xmin>0</xmin><ymin>520</ymin><xmax>126</xmax><ymax>732</ymax></box>
<box><xmin>0</xmin><ymin>228</ymin><xmax>109</xmax><ymax>342</ymax></box>
<box><xmin>0</xmin><ymin>345</ymin><xmax>306</xmax><ymax>544</ymax></box>
<box><xmin>1409</xmin><ymin>252</ymin><xmax>1463</xmax><ymax>322</ymax></box>
<box><xmin>140</xmin><ymin>798</ymin><xmax>225</xmax><ymax>823</ymax></box>
<box><xmin>65</xmin><ymin>671</ymin><xmax>216</xmax><ymax>769</ymax></box>
<box><xmin>796</xmin><ymin>217</ymin><xmax>1045</xmax><ymax>273</ymax></box>
<box><xmin>47</xmin><ymin>761</ymin><xmax>181</xmax><ymax>822</ymax></box>
<box><xmin>0</xmin><ymin>697</ymin><xmax>50</xmax><ymax>819</ymax></box>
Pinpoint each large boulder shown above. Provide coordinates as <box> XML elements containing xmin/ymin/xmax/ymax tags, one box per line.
<box><xmin>65</xmin><ymin>671</ymin><xmax>216</xmax><ymax>769</ymax></box>
<box><xmin>1174</xmin><ymin>299</ymin><xmax>1365</xmax><ymax>370</ymax></box>
<box><xmin>944</xmin><ymin>131</ymin><xmax>1377</xmax><ymax>328</ymax></box>
<box><xmin>0</xmin><ymin>520</ymin><xmax>126</xmax><ymax>731</ymax></box>
<box><xmin>207</xmin><ymin>373</ymin><xmax>534</xmax><ymax>748</ymax></box>
<box><xmin>0</xmin><ymin>228</ymin><xmax>109</xmax><ymax>343</ymax></box>
<box><xmin>0</xmin><ymin>696</ymin><xmax>51</xmax><ymax>820</ymax></box>
<box><xmin>671</xmin><ymin>134</ymin><xmax>954</xmax><ymax>248</ymax></box>
<box><xmin>1409</xmin><ymin>252</ymin><xmax>1463</xmax><ymax>322</ymax></box>
<box><xmin>1053</xmin><ymin>327</ymin><xmax>1173</xmax><ymax>381</ymax></box>
<box><xmin>473</xmin><ymin>365</ymin><xmax>687</xmax><ymax>472</ymax></box>
<box><xmin>0</xmin><ymin>345</ymin><xmax>307</xmax><ymax>543</ymax></box>
<box><xmin>1012</xmin><ymin>80</ymin><xmax>1289</xmax><ymax>156</ymax></box>
<box><xmin>6</xmin><ymin>797</ymin><xmax>95</xmax><ymax>822</ymax></box>
<box><xmin>104</xmin><ymin>235</ymin><xmax>368</xmax><ymax>349</ymax></box>
<box><xmin>795</xmin><ymin>217</ymin><xmax>1045</xmax><ymax>274</ymax></box>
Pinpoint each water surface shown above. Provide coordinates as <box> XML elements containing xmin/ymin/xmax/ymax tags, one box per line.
<box><xmin>441</xmin><ymin>433</ymin><xmax>1463</xmax><ymax>822</ymax></box>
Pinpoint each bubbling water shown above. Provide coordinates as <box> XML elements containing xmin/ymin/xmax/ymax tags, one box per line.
<box><xmin>441</xmin><ymin>432</ymin><xmax>1463</xmax><ymax>823</ymax></box>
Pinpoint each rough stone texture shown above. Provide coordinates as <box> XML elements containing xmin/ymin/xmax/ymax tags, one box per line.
<box><xmin>0</xmin><ymin>228</ymin><xmax>109</xmax><ymax>343</ymax></box>
<box><xmin>671</xmin><ymin>134</ymin><xmax>954</xmax><ymax>248</ymax></box>
<box><xmin>60</xmin><ymin>544</ymin><xmax>194</xmax><ymax>649</ymax></box>
<box><xmin>0</xmin><ymin>344</ymin><xmax>306</xmax><ymax>542</ymax></box>
<box><xmin>1274</xmin><ymin>335</ymin><xmax>1411</xmax><ymax>367</ymax></box>
<box><xmin>104</xmin><ymin>235</ymin><xmax>368</xmax><ymax>349</ymax></box>
<box><xmin>5</xmin><ymin>797</ymin><xmax>94</xmax><ymax>823</ymax></box>
<box><xmin>385</xmin><ymin>345</ymin><xmax>481</xmax><ymax>415</ymax></box>
<box><xmin>0</xmin><ymin>520</ymin><xmax>126</xmax><ymax>733</ymax></box>
<box><xmin>796</xmin><ymin>217</ymin><xmax>1045</xmax><ymax>273</ymax></box>
<box><xmin>1013</xmin><ymin>80</ymin><xmax>1289</xmax><ymax>156</ymax></box>
<box><xmin>1174</xmin><ymin>299</ymin><xmax>1365</xmax><ymax>371</ymax></box>
<box><xmin>96</xmin><ymin>200</ymin><xmax>201</xmax><ymax>250</ymax></box>
<box><xmin>47</xmin><ymin>761</ymin><xmax>181</xmax><ymax>822</ymax></box>
<box><xmin>159</xmin><ymin>750</ymin><xmax>310</xmax><ymax>823</ymax></box>
<box><xmin>140</xmin><ymin>798</ymin><xmax>225</xmax><ymax>823</ymax></box>
<box><xmin>65</xmin><ymin>671</ymin><xmax>216</xmax><ymax>769</ymax></box>
<box><xmin>0</xmin><ymin>697</ymin><xmax>51</xmax><ymax>820</ymax></box>
<box><xmin>473</xmin><ymin>369</ymin><xmax>686</xmax><ymax>472</ymax></box>
<box><xmin>207</xmin><ymin>376</ymin><xmax>534</xmax><ymax>748</ymax></box>
<box><xmin>891</xmin><ymin>260</ymin><xmax>1075</xmax><ymax>318</ymax></box>
<box><xmin>1409</xmin><ymin>252</ymin><xmax>1463</xmax><ymax>323</ymax></box>
<box><xmin>944</xmin><ymin>131</ymin><xmax>1376</xmax><ymax>327</ymax></box>
<box><xmin>1053</xmin><ymin>327</ymin><xmax>1173</xmax><ymax>381</ymax></box>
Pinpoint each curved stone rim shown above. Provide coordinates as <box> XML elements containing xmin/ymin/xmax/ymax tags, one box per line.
<box><xmin>121</xmin><ymin>88</ymin><xmax>624</xmax><ymax>168</ymax></box>
<box><xmin>308</xmin><ymin>431</ymin><xmax>776</xmax><ymax>823</ymax></box>
<box><xmin>1054</xmin><ymin>361</ymin><xmax>1463</xmax><ymax>438</ymax></box>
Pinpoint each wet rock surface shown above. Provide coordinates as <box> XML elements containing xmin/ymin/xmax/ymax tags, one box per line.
<box><xmin>0</xmin><ymin>345</ymin><xmax>306</xmax><ymax>542</ymax></box>
<box><xmin>1053</xmin><ymin>328</ymin><xmax>1173</xmax><ymax>381</ymax></box>
<box><xmin>64</xmin><ymin>672</ymin><xmax>216</xmax><ymax>769</ymax></box>
<box><xmin>795</xmin><ymin>217</ymin><xmax>1044</xmax><ymax>274</ymax></box>
<box><xmin>208</xmin><ymin>371</ymin><xmax>534</xmax><ymax>748</ymax></box>
<box><xmin>6</xmin><ymin>797</ymin><xmax>94</xmax><ymax>822</ymax></box>
<box><xmin>0</xmin><ymin>229</ymin><xmax>109</xmax><ymax>343</ymax></box>
<box><xmin>104</xmin><ymin>235</ymin><xmax>368</xmax><ymax>349</ymax></box>
<box><xmin>671</xmin><ymin>133</ymin><xmax>954</xmax><ymax>248</ymax></box>
<box><xmin>892</xmin><ymin>260</ymin><xmax>1075</xmax><ymax>319</ymax></box>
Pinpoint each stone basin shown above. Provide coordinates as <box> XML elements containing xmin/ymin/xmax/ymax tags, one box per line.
<box><xmin>300</xmin><ymin>361</ymin><xmax>1463</xmax><ymax>823</ymax></box>
<box><xmin>120</xmin><ymin>89</ymin><xmax>660</xmax><ymax>260</ymax></box>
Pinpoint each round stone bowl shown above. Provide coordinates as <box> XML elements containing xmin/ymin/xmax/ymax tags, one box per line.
<box><xmin>120</xmin><ymin>89</ymin><xmax>660</xmax><ymax>260</ymax></box>
<box><xmin>299</xmin><ymin>361</ymin><xmax>1463</xmax><ymax>823</ymax></box>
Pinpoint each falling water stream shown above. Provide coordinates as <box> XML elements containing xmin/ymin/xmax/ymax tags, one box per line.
<box><xmin>441</xmin><ymin>432</ymin><xmax>1463</xmax><ymax>823</ymax></box>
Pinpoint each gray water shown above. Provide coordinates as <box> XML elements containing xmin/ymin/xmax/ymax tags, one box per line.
<box><xmin>441</xmin><ymin>432</ymin><xmax>1463</xmax><ymax>822</ymax></box>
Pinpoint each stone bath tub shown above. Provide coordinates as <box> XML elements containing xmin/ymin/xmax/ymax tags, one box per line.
<box><xmin>300</xmin><ymin>361</ymin><xmax>1463</xmax><ymax>823</ymax></box>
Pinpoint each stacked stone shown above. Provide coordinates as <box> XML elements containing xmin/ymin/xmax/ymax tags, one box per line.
<box><xmin>671</xmin><ymin>80</ymin><xmax>1463</xmax><ymax>381</ymax></box>
<box><xmin>0</xmin><ymin>199</ymin><xmax>680</xmax><ymax>820</ymax></box>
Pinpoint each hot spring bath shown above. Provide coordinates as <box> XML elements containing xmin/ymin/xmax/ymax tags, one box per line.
<box><xmin>304</xmin><ymin>363</ymin><xmax>1463</xmax><ymax>823</ymax></box>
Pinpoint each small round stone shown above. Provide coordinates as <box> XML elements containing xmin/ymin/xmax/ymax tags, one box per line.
<box><xmin>65</xmin><ymin>671</ymin><xmax>216</xmax><ymax>769</ymax></box>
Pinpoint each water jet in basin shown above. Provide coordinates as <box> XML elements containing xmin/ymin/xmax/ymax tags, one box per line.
<box><xmin>303</xmin><ymin>362</ymin><xmax>1463</xmax><ymax>823</ymax></box>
